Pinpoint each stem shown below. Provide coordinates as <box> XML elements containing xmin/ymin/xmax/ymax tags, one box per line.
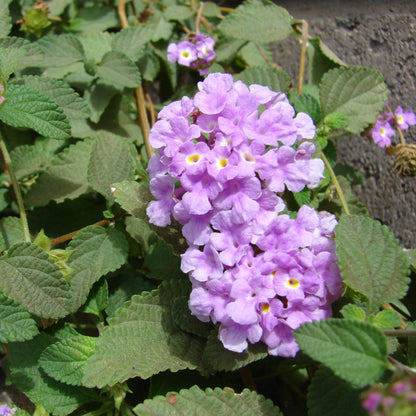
<box><xmin>321</xmin><ymin>151</ymin><xmax>350</xmax><ymax>216</ymax></box>
<box><xmin>297</xmin><ymin>20</ymin><xmax>308</xmax><ymax>95</ymax></box>
<box><xmin>0</xmin><ymin>128</ymin><xmax>31</xmax><ymax>242</ymax></box>
<box><xmin>117</xmin><ymin>0</ymin><xmax>152</xmax><ymax>159</ymax></box>
<box><xmin>195</xmin><ymin>2</ymin><xmax>204</xmax><ymax>33</ymax></box>
<box><xmin>383</xmin><ymin>329</ymin><xmax>416</xmax><ymax>337</ymax></box>
<box><xmin>219</xmin><ymin>7</ymin><xmax>234</xmax><ymax>13</ymax></box>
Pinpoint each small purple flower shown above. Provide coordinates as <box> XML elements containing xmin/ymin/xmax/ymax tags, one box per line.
<box><xmin>371</xmin><ymin>119</ymin><xmax>395</xmax><ymax>147</ymax></box>
<box><xmin>362</xmin><ymin>392</ymin><xmax>383</xmax><ymax>412</ymax></box>
<box><xmin>395</xmin><ymin>106</ymin><xmax>416</xmax><ymax>130</ymax></box>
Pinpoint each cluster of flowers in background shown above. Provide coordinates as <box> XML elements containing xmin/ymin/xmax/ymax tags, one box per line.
<box><xmin>147</xmin><ymin>73</ymin><xmax>343</xmax><ymax>356</ymax></box>
<box><xmin>0</xmin><ymin>405</ymin><xmax>17</xmax><ymax>416</ymax></box>
<box><xmin>167</xmin><ymin>33</ymin><xmax>216</xmax><ymax>75</ymax></box>
<box><xmin>362</xmin><ymin>376</ymin><xmax>416</xmax><ymax>415</ymax></box>
<box><xmin>370</xmin><ymin>103</ymin><xmax>416</xmax><ymax>147</ymax></box>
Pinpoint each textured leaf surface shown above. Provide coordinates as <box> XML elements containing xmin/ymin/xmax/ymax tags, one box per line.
<box><xmin>7</xmin><ymin>333</ymin><xmax>99</xmax><ymax>416</ymax></box>
<box><xmin>0</xmin><ymin>242</ymin><xmax>71</xmax><ymax>319</ymax></box>
<box><xmin>320</xmin><ymin>67</ymin><xmax>388</xmax><ymax>133</ymax></box>
<box><xmin>67</xmin><ymin>226</ymin><xmax>128</xmax><ymax>312</ymax></box>
<box><xmin>307</xmin><ymin>366</ymin><xmax>366</xmax><ymax>416</ymax></box>
<box><xmin>234</xmin><ymin>66</ymin><xmax>291</xmax><ymax>93</ymax></box>
<box><xmin>40</xmin><ymin>333</ymin><xmax>95</xmax><ymax>386</ymax></box>
<box><xmin>12</xmin><ymin>76</ymin><xmax>90</xmax><ymax>124</ymax></box>
<box><xmin>219</xmin><ymin>0</ymin><xmax>293</xmax><ymax>43</ymax></box>
<box><xmin>83</xmin><ymin>290</ymin><xmax>205</xmax><ymax>387</ymax></box>
<box><xmin>25</xmin><ymin>140</ymin><xmax>93</xmax><ymax>206</ymax></box>
<box><xmin>112</xmin><ymin>180</ymin><xmax>150</xmax><ymax>217</ymax></box>
<box><xmin>133</xmin><ymin>386</ymin><xmax>281</xmax><ymax>416</ymax></box>
<box><xmin>88</xmin><ymin>134</ymin><xmax>135</xmax><ymax>200</ymax></box>
<box><xmin>335</xmin><ymin>215</ymin><xmax>409</xmax><ymax>312</ymax></box>
<box><xmin>112</xmin><ymin>26</ymin><xmax>153</xmax><ymax>62</ymax></box>
<box><xmin>0</xmin><ymin>217</ymin><xmax>26</xmax><ymax>252</ymax></box>
<box><xmin>96</xmin><ymin>51</ymin><xmax>141</xmax><ymax>89</ymax></box>
<box><xmin>79</xmin><ymin>32</ymin><xmax>112</xmax><ymax>64</ymax></box>
<box><xmin>294</xmin><ymin>319</ymin><xmax>388</xmax><ymax>387</ymax></box>
<box><xmin>0</xmin><ymin>289</ymin><xmax>39</xmax><ymax>343</ymax></box>
<box><xmin>84</xmin><ymin>80</ymin><xmax>118</xmax><ymax>123</ymax></box>
<box><xmin>0</xmin><ymin>84</ymin><xmax>71</xmax><ymax>139</ymax></box>
<box><xmin>0</xmin><ymin>37</ymin><xmax>29</xmax><ymax>79</ymax></box>
<box><xmin>0</xmin><ymin>0</ymin><xmax>12</xmax><ymax>37</ymax></box>
<box><xmin>37</xmin><ymin>34</ymin><xmax>85</xmax><ymax>67</ymax></box>
<box><xmin>201</xmin><ymin>331</ymin><xmax>267</xmax><ymax>374</ymax></box>
<box><xmin>10</xmin><ymin>144</ymin><xmax>53</xmax><ymax>181</ymax></box>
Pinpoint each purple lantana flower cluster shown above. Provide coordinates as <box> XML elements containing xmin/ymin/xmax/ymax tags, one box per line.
<box><xmin>147</xmin><ymin>73</ymin><xmax>343</xmax><ymax>357</ymax></box>
<box><xmin>167</xmin><ymin>33</ymin><xmax>215</xmax><ymax>75</ymax></box>
<box><xmin>370</xmin><ymin>104</ymin><xmax>416</xmax><ymax>147</ymax></box>
<box><xmin>0</xmin><ymin>405</ymin><xmax>16</xmax><ymax>416</ymax></box>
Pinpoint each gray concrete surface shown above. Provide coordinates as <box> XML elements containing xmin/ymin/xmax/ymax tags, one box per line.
<box><xmin>269</xmin><ymin>1</ymin><xmax>416</xmax><ymax>248</ymax></box>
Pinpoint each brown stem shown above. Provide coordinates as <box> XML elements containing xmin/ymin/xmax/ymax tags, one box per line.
<box><xmin>145</xmin><ymin>92</ymin><xmax>156</xmax><ymax>126</ymax></box>
<box><xmin>297</xmin><ymin>20</ymin><xmax>308</xmax><ymax>95</ymax></box>
<box><xmin>117</xmin><ymin>0</ymin><xmax>129</xmax><ymax>29</ymax></box>
<box><xmin>195</xmin><ymin>2</ymin><xmax>204</xmax><ymax>33</ymax></box>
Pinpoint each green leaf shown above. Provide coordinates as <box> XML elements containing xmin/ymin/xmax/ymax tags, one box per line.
<box><xmin>37</xmin><ymin>34</ymin><xmax>85</xmax><ymax>68</ymax></box>
<box><xmin>10</xmin><ymin>144</ymin><xmax>53</xmax><ymax>181</ymax></box>
<box><xmin>164</xmin><ymin>5</ymin><xmax>194</xmax><ymax>21</ymax></box>
<box><xmin>7</xmin><ymin>333</ymin><xmax>99</xmax><ymax>416</ymax></box>
<box><xmin>67</xmin><ymin>226</ymin><xmax>129</xmax><ymax>312</ymax></box>
<box><xmin>12</xmin><ymin>75</ymin><xmax>91</xmax><ymax>126</ymax></box>
<box><xmin>306</xmin><ymin>37</ymin><xmax>346</xmax><ymax>85</ymax></box>
<box><xmin>142</xmin><ymin>240</ymin><xmax>183</xmax><ymax>280</ymax></box>
<box><xmin>234</xmin><ymin>66</ymin><xmax>291</xmax><ymax>93</ymax></box>
<box><xmin>112</xmin><ymin>180</ymin><xmax>150</xmax><ymax>217</ymax></box>
<box><xmin>219</xmin><ymin>0</ymin><xmax>293</xmax><ymax>43</ymax></box>
<box><xmin>40</xmin><ymin>332</ymin><xmax>96</xmax><ymax>386</ymax></box>
<box><xmin>0</xmin><ymin>84</ymin><xmax>71</xmax><ymax>139</ymax></box>
<box><xmin>24</xmin><ymin>140</ymin><xmax>94</xmax><ymax>207</ymax></box>
<box><xmin>201</xmin><ymin>331</ymin><xmax>268</xmax><ymax>374</ymax></box>
<box><xmin>80</xmin><ymin>278</ymin><xmax>108</xmax><ymax>316</ymax></box>
<box><xmin>0</xmin><ymin>242</ymin><xmax>71</xmax><ymax>318</ymax></box>
<box><xmin>237</xmin><ymin>42</ymin><xmax>272</xmax><ymax>67</ymax></box>
<box><xmin>84</xmin><ymin>80</ymin><xmax>118</xmax><ymax>123</ymax></box>
<box><xmin>87</xmin><ymin>134</ymin><xmax>135</xmax><ymax>201</ymax></box>
<box><xmin>83</xmin><ymin>290</ymin><xmax>205</xmax><ymax>387</ymax></box>
<box><xmin>79</xmin><ymin>32</ymin><xmax>112</xmax><ymax>65</ymax></box>
<box><xmin>320</xmin><ymin>67</ymin><xmax>388</xmax><ymax>133</ymax></box>
<box><xmin>72</xmin><ymin>6</ymin><xmax>118</xmax><ymax>33</ymax></box>
<box><xmin>0</xmin><ymin>289</ymin><xmax>39</xmax><ymax>342</ymax></box>
<box><xmin>335</xmin><ymin>215</ymin><xmax>410</xmax><ymax>312</ymax></box>
<box><xmin>0</xmin><ymin>37</ymin><xmax>29</xmax><ymax>80</ymax></box>
<box><xmin>202</xmin><ymin>2</ymin><xmax>221</xmax><ymax>17</ymax></box>
<box><xmin>96</xmin><ymin>51</ymin><xmax>141</xmax><ymax>89</ymax></box>
<box><xmin>290</xmin><ymin>93</ymin><xmax>322</xmax><ymax>123</ymax></box>
<box><xmin>340</xmin><ymin>304</ymin><xmax>366</xmax><ymax>321</ymax></box>
<box><xmin>125</xmin><ymin>216</ymin><xmax>158</xmax><ymax>254</ymax></box>
<box><xmin>137</xmin><ymin>51</ymin><xmax>160</xmax><ymax>82</ymax></box>
<box><xmin>214</xmin><ymin>38</ymin><xmax>246</xmax><ymax>63</ymax></box>
<box><xmin>293</xmin><ymin>188</ymin><xmax>311</xmax><ymax>207</ymax></box>
<box><xmin>294</xmin><ymin>318</ymin><xmax>389</xmax><ymax>387</ymax></box>
<box><xmin>324</xmin><ymin>112</ymin><xmax>349</xmax><ymax>130</ymax></box>
<box><xmin>370</xmin><ymin>310</ymin><xmax>401</xmax><ymax>329</ymax></box>
<box><xmin>0</xmin><ymin>0</ymin><xmax>12</xmax><ymax>37</ymax></box>
<box><xmin>147</xmin><ymin>10</ymin><xmax>174</xmax><ymax>42</ymax></box>
<box><xmin>133</xmin><ymin>386</ymin><xmax>281</xmax><ymax>416</ymax></box>
<box><xmin>307</xmin><ymin>365</ymin><xmax>366</xmax><ymax>416</ymax></box>
<box><xmin>0</xmin><ymin>216</ymin><xmax>26</xmax><ymax>252</ymax></box>
<box><xmin>112</xmin><ymin>26</ymin><xmax>153</xmax><ymax>62</ymax></box>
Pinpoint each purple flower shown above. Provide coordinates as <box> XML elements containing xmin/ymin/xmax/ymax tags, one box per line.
<box><xmin>371</xmin><ymin>119</ymin><xmax>395</xmax><ymax>147</ymax></box>
<box><xmin>395</xmin><ymin>106</ymin><xmax>416</xmax><ymax>130</ymax></box>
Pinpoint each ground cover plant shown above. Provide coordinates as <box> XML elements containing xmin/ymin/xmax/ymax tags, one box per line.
<box><xmin>0</xmin><ymin>0</ymin><xmax>416</xmax><ymax>415</ymax></box>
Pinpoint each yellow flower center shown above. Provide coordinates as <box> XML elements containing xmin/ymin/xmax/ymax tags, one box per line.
<box><xmin>288</xmin><ymin>278</ymin><xmax>300</xmax><ymax>288</ymax></box>
<box><xmin>187</xmin><ymin>154</ymin><xmax>200</xmax><ymax>164</ymax></box>
<box><xmin>218</xmin><ymin>158</ymin><xmax>228</xmax><ymax>168</ymax></box>
<box><xmin>260</xmin><ymin>302</ymin><xmax>270</xmax><ymax>313</ymax></box>
<box><xmin>181</xmin><ymin>51</ymin><xmax>190</xmax><ymax>58</ymax></box>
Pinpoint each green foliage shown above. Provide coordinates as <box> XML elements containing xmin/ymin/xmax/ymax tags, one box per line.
<box><xmin>220</xmin><ymin>0</ymin><xmax>293</xmax><ymax>43</ymax></box>
<box><xmin>133</xmin><ymin>386</ymin><xmax>282</xmax><ymax>416</ymax></box>
<box><xmin>336</xmin><ymin>215</ymin><xmax>410</xmax><ymax>312</ymax></box>
<box><xmin>320</xmin><ymin>66</ymin><xmax>389</xmax><ymax>133</ymax></box>
<box><xmin>234</xmin><ymin>66</ymin><xmax>291</xmax><ymax>93</ymax></box>
<box><xmin>295</xmin><ymin>319</ymin><xmax>389</xmax><ymax>387</ymax></box>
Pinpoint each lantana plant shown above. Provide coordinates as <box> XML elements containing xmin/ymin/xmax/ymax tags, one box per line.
<box><xmin>0</xmin><ymin>1</ymin><xmax>414</xmax><ymax>416</ymax></box>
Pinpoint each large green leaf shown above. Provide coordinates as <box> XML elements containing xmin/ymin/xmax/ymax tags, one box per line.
<box><xmin>7</xmin><ymin>333</ymin><xmax>99</xmax><ymax>416</ymax></box>
<box><xmin>66</xmin><ymin>226</ymin><xmax>129</xmax><ymax>313</ymax></box>
<box><xmin>319</xmin><ymin>67</ymin><xmax>388</xmax><ymax>133</ymax></box>
<box><xmin>0</xmin><ymin>84</ymin><xmax>71</xmax><ymax>139</ymax></box>
<box><xmin>111</xmin><ymin>26</ymin><xmax>153</xmax><ymax>62</ymax></box>
<box><xmin>219</xmin><ymin>0</ymin><xmax>293</xmax><ymax>43</ymax></box>
<box><xmin>96</xmin><ymin>51</ymin><xmax>141</xmax><ymax>89</ymax></box>
<box><xmin>37</xmin><ymin>34</ymin><xmax>85</xmax><ymax>68</ymax></box>
<box><xmin>24</xmin><ymin>140</ymin><xmax>94</xmax><ymax>206</ymax></box>
<box><xmin>87</xmin><ymin>134</ymin><xmax>135</xmax><ymax>201</ymax></box>
<box><xmin>12</xmin><ymin>76</ymin><xmax>91</xmax><ymax>125</ymax></box>
<box><xmin>40</xmin><ymin>332</ymin><xmax>96</xmax><ymax>386</ymax></box>
<box><xmin>294</xmin><ymin>318</ymin><xmax>389</xmax><ymax>387</ymax></box>
<box><xmin>0</xmin><ymin>216</ymin><xmax>26</xmax><ymax>252</ymax></box>
<box><xmin>0</xmin><ymin>242</ymin><xmax>71</xmax><ymax>319</ymax></box>
<box><xmin>0</xmin><ymin>0</ymin><xmax>12</xmax><ymax>37</ymax></box>
<box><xmin>79</xmin><ymin>32</ymin><xmax>112</xmax><ymax>65</ymax></box>
<box><xmin>84</xmin><ymin>80</ymin><xmax>118</xmax><ymax>123</ymax></box>
<box><xmin>10</xmin><ymin>144</ymin><xmax>53</xmax><ymax>181</ymax></box>
<box><xmin>307</xmin><ymin>366</ymin><xmax>366</xmax><ymax>416</ymax></box>
<box><xmin>0</xmin><ymin>37</ymin><xmax>29</xmax><ymax>80</ymax></box>
<box><xmin>133</xmin><ymin>386</ymin><xmax>281</xmax><ymax>416</ymax></box>
<box><xmin>234</xmin><ymin>66</ymin><xmax>291</xmax><ymax>93</ymax></box>
<box><xmin>83</xmin><ymin>289</ymin><xmax>205</xmax><ymax>387</ymax></box>
<box><xmin>0</xmin><ymin>289</ymin><xmax>39</xmax><ymax>342</ymax></box>
<box><xmin>335</xmin><ymin>215</ymin><xmax>410</xmax><ymax>312</ymax></box>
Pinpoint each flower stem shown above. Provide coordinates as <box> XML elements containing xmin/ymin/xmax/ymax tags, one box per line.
<box><xmin>195</xmin><ymin>1</ymin><xmax>204</xmax><ymax>33</ymax></box>
<box><xmin>0</xmin><ymin>128</ymin><xmax>31</xmax><ymax>242</ymax></box>
<box><xmin>297</xmin><ymin>20</ymin><xmax>308</xmax><ymax>95</ymax></box>
<box><xmin>321</xmin><ymin>151</ymin><xmax>350</xmax><ymax>216</ymax></box>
